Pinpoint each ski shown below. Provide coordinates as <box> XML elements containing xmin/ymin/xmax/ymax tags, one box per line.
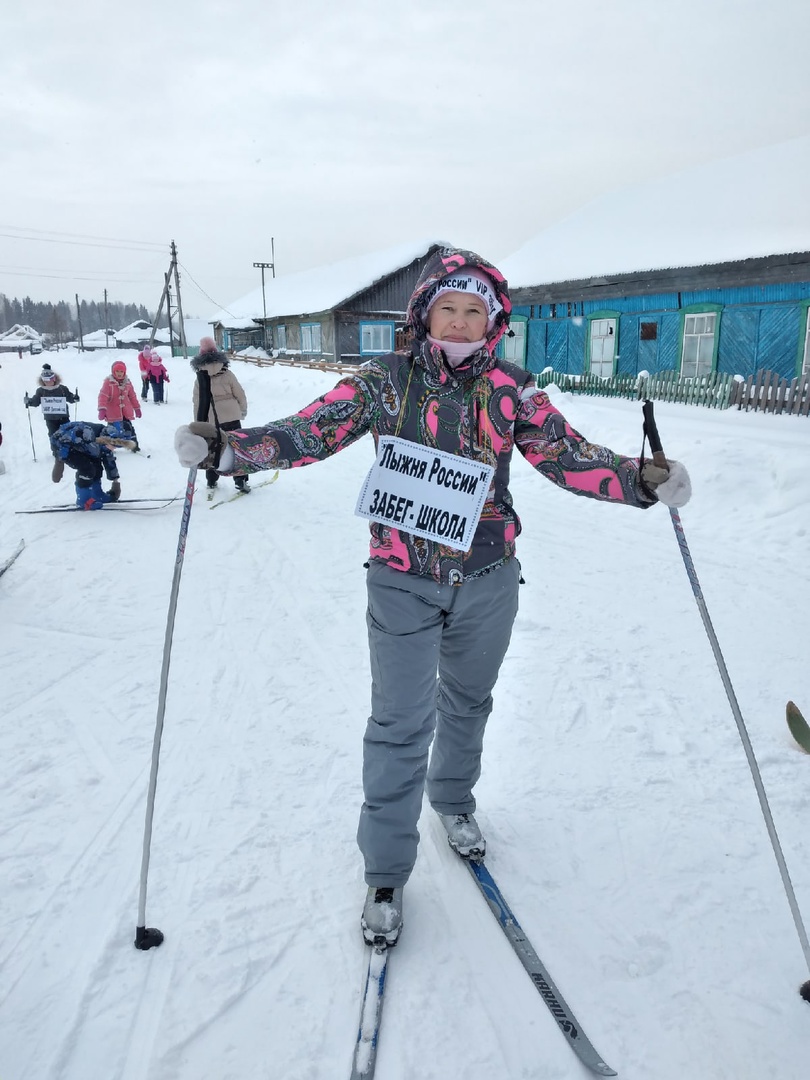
<box><xmin>440</xmin><ymin>821</ymin><xmax>617</xmax><ymax>1076</ymax></box>
<box><xmin>0</xmin><ymin>539</ymin><xmax>25</xmax><ymax>579</ymax></box>
<box><xmin>18</xmin><ymin>496</ymin><xmax>182</xmax><ymax>515</ymax></box>
<box><xmin>17</xmin><ymin>503</ymin><xmax>176</xmax><ymax>515</ymax></box>
<box><xmin>209</xmin><ymin>471</ymin><xmax>280</xmax><ymax>508</ymax></box>
<box><xmin>349</xmin><ymin>945</ymin><xmax>389</xmax><ymax>1079</ymax></box>
<box><xmin>787</xmin><ymin>701</ymin><xmax>810</xmax><ymax>753</ymax></box>
<box><xmin>37</xmin><ymin>496</ymin><xmax>181</xmax><ymax>509</ymax></box>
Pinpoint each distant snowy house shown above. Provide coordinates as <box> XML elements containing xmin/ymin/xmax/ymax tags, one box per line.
<box><xmin>114</xmin><ymin>320</ymin><xmax>172</xmax><ymax>350</ymax></box>
<box><xmin>80</xmin><ymin>328</ymin><xmax>117</xmax><ymax>351</ymax></box>
<box><xmin>0</xmin><ymin>324</ymin><xmax>43</xmax><ymax>353</ymax></box>
<box><xmin>210</xmin><ymin>240</ymin><xmax>445</xmax><ymax>363</ymax></box>
<box><xmin>173</xmin><ymin>317</ymin><xmax>216</xmax><ymax>358</ymax></box>
<box><xmin>499</xmin><ymin>136</ymin><xmax>810</xmax><ymax>381</ymax></box>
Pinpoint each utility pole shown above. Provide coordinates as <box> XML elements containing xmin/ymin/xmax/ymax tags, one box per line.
<box><xmin>164</xmin><ymin>272</ymin><xmax>174</xmax><ymax>352</ymax></box>
<box><xmin>104</xmin><ymin>288</ymin><xmax>110</xmax><ymax>348</ymax></box>
<box><xmin>150</xmin><ymin>241</ymin><xmax>188</xmax><ymax>358</ymax></box>
<box><xmin>253</xmin><ymin>239</ymin><xmax>275</xmax><ymax>353</ymax></box>
<box><xmin>170</xmin><ymin>241</ymin><xmax>188</xmax><ymax>359</ymax></box>
<box><xmin>75</xmin><ymin>293</ymin><xmax>84</xmax><ymax>351</ymax></box>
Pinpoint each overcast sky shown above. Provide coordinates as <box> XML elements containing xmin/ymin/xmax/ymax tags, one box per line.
<box><xmin>2</xmin><ymin>0</ymin><xmax>809</xmax><ymax>318</ymax></box>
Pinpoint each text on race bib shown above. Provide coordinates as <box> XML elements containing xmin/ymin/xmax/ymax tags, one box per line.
<box><xmin>355</xmin><ymin>436</ymin><xmax>494</xmax><ymax>551</ymax></box>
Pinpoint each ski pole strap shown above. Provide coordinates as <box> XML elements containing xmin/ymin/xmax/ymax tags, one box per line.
<box><xmin>641</xmin><ymin>399</ymin><xmax>668</xmax><ymax>468</ymax></box>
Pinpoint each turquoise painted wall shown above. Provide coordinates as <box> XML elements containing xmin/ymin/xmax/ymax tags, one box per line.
<box><xmin>522</xmin><ymin>281</ymin><xmax>810</xmax><ymax>378</ymax></box>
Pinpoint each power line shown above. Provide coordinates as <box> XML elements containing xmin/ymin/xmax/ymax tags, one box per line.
<box><xmin>0</xmin><ymin>224</ymin><xmax>166</xmax><ymax>249</ymax></box>
<box><xmin>0</xmin><ymin>264</ymin><xmax>159</xmax><ymax>280</ymax></box>
<box><xmin>0</xmin><ymin>232</ymin><xmax>166</xmax><ymax>254</ymax></box>
<box><xmin>178</xmin><ymin>261</ymin><xmax>235</xmax><ymax>317</ymax></box>
<box><xmin>0</xmin><ymin>269</ymin><xmax>159</xmax><ymax>285</ymax></box>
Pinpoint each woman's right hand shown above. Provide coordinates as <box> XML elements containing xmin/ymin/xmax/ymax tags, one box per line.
<box><xmin>174</xmin><ymin>423</ymin><xmax>226</xmax><ymax>468</ymax></box>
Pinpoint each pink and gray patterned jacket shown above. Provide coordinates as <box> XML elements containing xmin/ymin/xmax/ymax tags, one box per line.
<box><xmin>221</xmin><ymin>247</ymin><xmax>656</xmax><ymax>585</ymax></box>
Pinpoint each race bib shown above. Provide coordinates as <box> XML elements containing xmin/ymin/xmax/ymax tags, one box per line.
<box><xmin>355</xmin><ymin>436</ymin><xmax>494</xmax><ymax>551</ymax></box>
<box><xmin>42</xmin><ymin>395</ymin><xmax>69</xmax><ymax>415</ymax></box>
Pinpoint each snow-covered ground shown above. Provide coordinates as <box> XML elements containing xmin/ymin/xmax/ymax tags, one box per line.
<box><xmin>1</xmin><ymin>347</ymin><xmax>809</xmax><ymax>1080</ymax></box>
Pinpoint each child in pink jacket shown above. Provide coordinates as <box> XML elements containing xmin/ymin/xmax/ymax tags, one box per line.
<box><xmin>137</xmin><ymin>345</ymin><xmax>153</xmax><ymax>401</ymax></box>
<box><xmin>147</xmin><ymin>353</ymin><xmax>170</xmax><ymax>404</ymax></box>
<box><xmin>97</xmin><ymin>360</ymin><xmax>142</xmax><ymax>450</ymax></box>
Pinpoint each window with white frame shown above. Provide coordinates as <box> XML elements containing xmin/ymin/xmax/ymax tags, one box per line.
<box><xmin>275</xmin><ymin>324</ymin><xmax>287</xmax><ymax>351</ymax></box>
<box><xmin>501</xmin><ymin>318</ymin><xmax>527</xmax><ymax>366</ymax></box>
<box><xmin>360</xmin><ymin>321</ymin><xmax>393</xmax><ymax>354</ymax></box>
<box><xmin>803</xmin><ymin>310</ymin><xmax>810</xmax><ymax>375</ymax></box>
<box><xmin>681</xmin><ymin>313</ymin><xmax>717</xmax><ymax>378</ymax></box>
<box><xmin>301</xmin><ymin>322</ymin><xmax>322</xmax><ymax>354</ymax></box>
<box><xmin>589</xmin><ymin>318</ymin><xmax>616</xmax><ymax>377</ymax></box>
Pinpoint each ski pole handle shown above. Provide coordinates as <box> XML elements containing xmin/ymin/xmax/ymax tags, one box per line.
<box><xmin>642</xmin><ymin>399</ymin><xmax>668</xmax><ymax>468</ymax></box>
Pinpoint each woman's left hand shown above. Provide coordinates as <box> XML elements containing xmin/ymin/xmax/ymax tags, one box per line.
<box><xmin>642</xmin><ymin>459</ymin><xmax>691</xmax><ymax>508</ymax></box>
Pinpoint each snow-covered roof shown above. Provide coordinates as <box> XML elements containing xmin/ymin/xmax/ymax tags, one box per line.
<box><xmin>0</xmin><ymin>323</ymin><xmax>42</xmax><ymax>342</ymax></box>
<box><xmin>219</xmin><ymin>317</ymin><xmax>260</xmax><ymax>331</ymax></box>
<box><xmin>501</xmin><ymin>135</ymin><xmax>810</xmax><ymax>288</ymax></box>
<box><xmin>81</xmin><ymin>329</ymin><xmax>117</xmax><ymax>347</ymax></box>
<box><xmin>182</xmin><ymin>317</ymin><xmax>214</xmax><ymax>346</ymax></box>
<box><xmin>114</xmin><ymin>321</ymin><xmax>171</xmax><ymax>345</ymax></box>
<box><xmin>212</xmin><ymin>239</ymin><xmax>444</xmax><ymax>324</ymax></box>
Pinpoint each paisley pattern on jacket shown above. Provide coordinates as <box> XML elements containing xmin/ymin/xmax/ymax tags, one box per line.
<box><xmin>223</xmin><ymin>357</ymin><xmax>654</xmax><ymax>585</ymax></box>
<box><xmin>221</xmin><ymin>246</ymin><xmax>655</xmax><ymax>583</ymax></box>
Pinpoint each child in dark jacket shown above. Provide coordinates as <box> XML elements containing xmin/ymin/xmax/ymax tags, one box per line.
<box><xmin>25</xmin><ymin>364</ymin><xmax>79</xmax><ymax>481</ymax></box>
<box><xmin>50</xmin><ymin>421</ymin><xmax>130</xmax><ymax>510</ymax></box>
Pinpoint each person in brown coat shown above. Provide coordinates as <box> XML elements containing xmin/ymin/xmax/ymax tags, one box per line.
<box><xmin>191</xmin><ymin>337</ymin><xmax>249</xmax><ymax>493</ymax></box>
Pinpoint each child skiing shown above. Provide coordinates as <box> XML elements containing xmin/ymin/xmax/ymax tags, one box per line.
<box><xmin>50</xmin><ymin>421</ymin><xmax>129</xmax><ymax>510</ymax></box>
<box><xmin>24</xmin><ymin>364</ymin><xmax>80</xmax><ymax>481</ymax></box>
<box><xmin>137</xmin><ymin>344</ymin><xmax>153</xmax><ymax>401</ymax></box>
<box><xmin>146</xmin><ymin>350</ymin><xmax>170</xmax><ymax>404</ymax></box>
<box><xmin>98</xmin><ymin>360</ymin><xmax>142</xmax><ymax>450</ymax></box>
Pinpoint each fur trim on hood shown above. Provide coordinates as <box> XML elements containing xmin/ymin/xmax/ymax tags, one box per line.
<box><xmin>190</xmin><ymin>349</ymin><xmax>229</xmax><ymax>371</ymax></box>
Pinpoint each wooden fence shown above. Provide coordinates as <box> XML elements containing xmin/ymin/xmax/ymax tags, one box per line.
<box><xmin>728</xmin><ymin>369</ymin><xmax>810</xmax><ymax>415</ymax></box>
<box><xmin>534</xmin><ymin>368</ymin><xmax>810</xmax><ymax>416</ymax></box>
<box><xmin>231</xmin><ymin>353</ymin><xmax>361</xmax><ymax>376</ymax></box>
<box><xmin>232</xmin><ymin>354</ymin><xmax>810</xmax><ymax>417</ymax></box>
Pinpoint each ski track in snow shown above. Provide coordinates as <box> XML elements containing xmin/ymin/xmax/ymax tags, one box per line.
<box><xmin>1</xmin><ymin>350</ymin><xmax>810</xmax><ymax>1079</ymax></box>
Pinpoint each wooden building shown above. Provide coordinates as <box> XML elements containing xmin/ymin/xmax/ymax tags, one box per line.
<box><xmin>499</xmin><ymin>136</ymin><xmax>810</xmax><ymax>382</ymax></box>
<box><xmin>210</xmin><ymin>241</ymin><xmax>444</xmax><ymax>363</ymax></box>
<box><xmin>506</xmin><ymin>252</ymin><xmax>810</xmax><ymax>381</ymax></box>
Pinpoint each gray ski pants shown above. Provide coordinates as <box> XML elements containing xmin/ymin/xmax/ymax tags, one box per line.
<box><xmin>358</xmin><ymin>557</ymin><xmax>520</xmax><ymax>887</ymax></box>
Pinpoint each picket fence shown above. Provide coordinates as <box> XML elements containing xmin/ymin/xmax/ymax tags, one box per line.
<box><xmin>232</xmin><ymin>354</ymin><xmax>810</xmax><ymax>417</ymax></box>
<box><xmin>535</xmin><ymin>368</ymin><xmax>810</xmax><ymax>416</ymax></box>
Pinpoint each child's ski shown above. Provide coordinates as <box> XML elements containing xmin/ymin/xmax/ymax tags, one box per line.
<box><xmin>0</xmin><ymin>539</ymin><xmax>25</xmax><ymax>579</ymax></box>
<box><xmin>36</xmin><ymin>496</ymin><xmax>181</xmax><ymax>509</ymax></box>
<box><xmin>17</xmin><ymin>502</ymin><xmax>177</xmax><ymax>515</ymax></box>
<box><xmin>787</xmin><ymin>701</ymin><xmax>810</xmax><ymax>753</ymax></box>
<box><xmin>209</xmin><ymin>472</ymin><xmax>280</xmax><ymax>508</ymax></box>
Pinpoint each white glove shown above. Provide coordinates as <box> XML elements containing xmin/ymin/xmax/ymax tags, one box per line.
<box><xmin>651</xmin><ymin>460</ymin><xmax>691</xmax><ymax>508</ymax></box>
<box><xmin>175</xmin><ymin>425</ymin><xmax>210</xmax><ymax>468</ymax></box>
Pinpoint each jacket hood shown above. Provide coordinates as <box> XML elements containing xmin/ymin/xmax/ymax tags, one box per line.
<box><xmin>406</xmin><ymin>247</ymin><xmax>512</xmax><ymax>355</ymax></box>
<box><xmin>190</xmin><ymin>349</ymin><xmax>229</xmax><ymax>372</ymax></box>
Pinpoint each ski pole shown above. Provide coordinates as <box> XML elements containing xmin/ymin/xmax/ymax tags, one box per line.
<box><xmin>26</xmin><ymin>401</ymin><xmax>37</xmax><ymax>462</ymax></box>
<box><xmin>74</xmin><ymin>388</ymin><xmax>79</xmax><ymax>420</ymax></box>
<box><xmin>642</xmin><ymin>400</ymin><xmax>810</xmax><ymax>989</ymax></box>
<box><xmin>135</xmin><ymin>369</ymin><xmax>212</xmax><ymax>951</ymax></box>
